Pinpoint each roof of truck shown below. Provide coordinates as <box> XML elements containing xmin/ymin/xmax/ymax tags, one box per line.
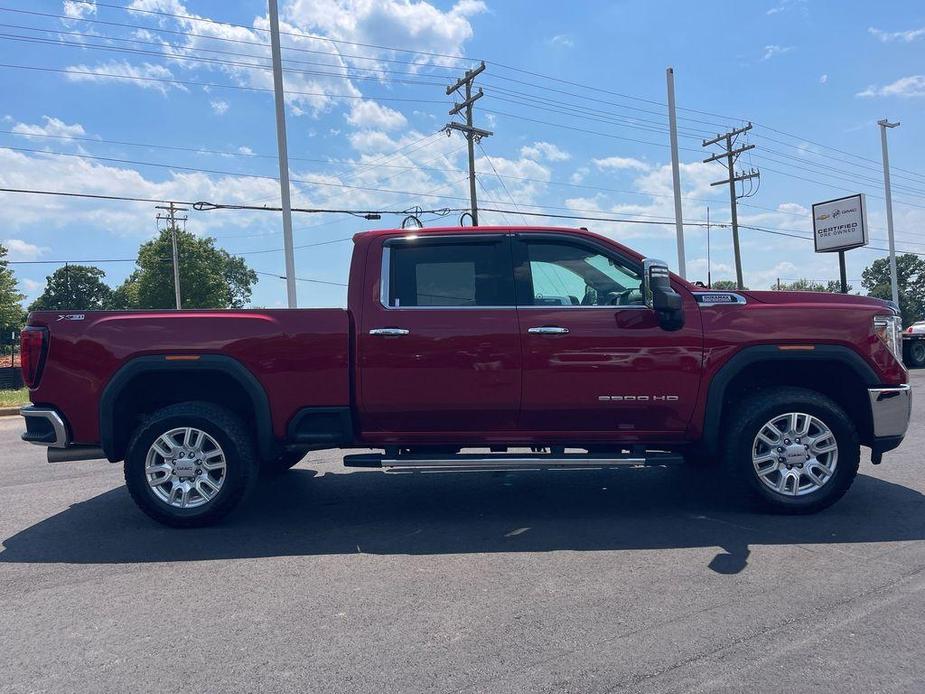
<box><xmin>354</xmin><ymin>225</ymin><xmax>587</xmax><ymax>237</ymax></box>
<box><xmin>350</xmin><ymin>224</ymin><xmax>650</xmax><ymax>266</ymax></box>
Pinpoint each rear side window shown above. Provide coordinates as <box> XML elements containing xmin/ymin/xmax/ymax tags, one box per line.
<box><xmin>385</xmin><ymin>238</ymin><xmax>514</xmax><ymax>307</ymax></box>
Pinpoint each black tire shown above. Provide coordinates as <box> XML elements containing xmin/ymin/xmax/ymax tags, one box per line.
<box><xmin>906</xmin><ymin>340</ymin><xmax>925</xmax><ymax>368</ymax></box>
<box><xmin>124</xmin><ymin>402</ymin><xmax>258</xmax><ymax>527</ymax></box>
<box><xmin>722</xmin><ymin>387</ymin><xmax>860</xmax><ymax>514</ymax></box>
<box><xmin>262</xmin><ymin>450</ymin><xmax>305</xmax><ymax>475</ymax></box>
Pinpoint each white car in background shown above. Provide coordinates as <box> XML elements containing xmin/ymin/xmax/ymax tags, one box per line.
<box><xmin>904</xmin><ymin>321</ymin><xmax>925</xmax><ymax>368</ymax></box>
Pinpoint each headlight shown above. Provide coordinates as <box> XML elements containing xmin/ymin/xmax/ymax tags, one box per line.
<box><xmin>874</xmin><ymin>315</ymin><xmax>903</xmax><ymax>364</ymax></box>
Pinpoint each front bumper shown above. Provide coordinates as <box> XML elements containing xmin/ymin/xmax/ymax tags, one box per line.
<box><xmin>868</xmin><ymin>385</ymin><xmax>912</xmax><ymax>438</ymax></box>
<box><xmin>868</xmin><ymin>385</ymin><xmax>912</xmax><ymax>460</ymax></box>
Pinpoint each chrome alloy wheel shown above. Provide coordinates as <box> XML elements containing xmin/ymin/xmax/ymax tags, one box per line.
<box><xmin>144</xmin><ymin>427</ymin><xmax>227</xmax><ymax>509</ymax></box>
<box><xmin>752</xmin><ymin>412</ymin><xmax>838</xmax><ymax>497</ymax></box>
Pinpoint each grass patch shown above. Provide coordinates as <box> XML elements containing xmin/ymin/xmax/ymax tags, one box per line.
<box><xmin>0</xmin><ymin>387</ymin><xmax>28</xmax><ymax>408</ymax></box>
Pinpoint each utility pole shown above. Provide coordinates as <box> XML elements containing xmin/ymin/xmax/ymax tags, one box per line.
<box><xmin>268</xmin><ymin>0</ymin><xmax>297</xmax><ymax>308</ymax></box>
<box><xmin>156</xmin><ymin>202</ymin><xmax>188</xmax><ymax>309</ymax></box>
<box><xmin>703</xmin><ymin>123</ymin><xmax>759</xmax><ymax>289</ymax></box>
<box><xmin>445</xmin><ymin>61</ymin><xmax>492</xmax><ymax>226</ymax></box>
<box><xmin>878</xmin><ymin>119</ymin><xmax>900</xmax><ymax>307</ymax></box>
<box><xmin>706</xmin><ymin>207</ymin><xmax>711</xmax><ymax>288</ymax></box>
<box><xmin>666</xmin><ymin>67</ymin><xmax>686</xmax><ymax>279</ymax></box>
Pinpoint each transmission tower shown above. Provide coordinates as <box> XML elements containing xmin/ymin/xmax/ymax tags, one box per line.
<box><xmin>444</xmin><ymin>61</ymin><xmax>492</xmax><ymax>226</ymax></box>
<box><xmin>703</xmin><ymin>123</ymin><xmax>760</xmax><ymax>289</ymax></box>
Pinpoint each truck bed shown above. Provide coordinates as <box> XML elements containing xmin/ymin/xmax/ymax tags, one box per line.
<box><xmin>26</xmin><ymin>309</ymin><xmax>351</xmax><ymax>445</ymax></box>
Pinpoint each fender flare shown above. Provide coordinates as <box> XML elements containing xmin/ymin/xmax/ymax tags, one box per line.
<box><xmin>99</xmin><ymin>354</ymin><xmax>275</xmax><ymax>461</ymax></box>
<box><xmin>701</xmin><ymin>344</ymin><xmax>879</xmax><ymax>455</ymax></box>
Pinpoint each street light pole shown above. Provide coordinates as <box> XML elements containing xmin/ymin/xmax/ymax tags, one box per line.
<box><xmin>878</xmin><ymin>118</ymin><xmax>900</xmax><ymax>307</ymax></box>
<box><xmin>268</xmin><ymin>0</ymin><xmax>297</xmax><ymax>308</ymax></box>
<box><xmin>666</xmin><ymin>67</ymin><xmax>686</xmax><ymax>279</ymax></box>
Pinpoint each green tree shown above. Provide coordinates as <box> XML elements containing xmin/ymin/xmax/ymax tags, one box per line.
<box><xmin>108</xmin><ymin>270</ymin><xmax>140</xmax><ymax>310</ymax></box>
<box><xmin>710</xmin><ymin>280</ymin><xmax>747</xmax><ymax>290</ymax></box>
<box><xmin>114</xmin><ymin>228</ymin><xmax>258</xmax><ymax>309</ymax></box>
<box><xmin>0</xmin><ymin>243</ymin><xmax>25</xmax><ymax>342</ymax></box>
<box><xmin>861</xmin><ymin>253</ymin><xmax>925</xmax><ymax>327</ymax></box>
<box><xmin>771</xmin><ymin>278</ymin><xmax>850</xmax><ymax>293</ymax></box>
<box><xmin>29</xmin><ymin>264</ymin><xmax>113</xmax><ymax>311</ymax></box>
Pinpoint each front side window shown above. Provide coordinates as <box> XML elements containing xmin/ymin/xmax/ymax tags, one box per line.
<box><xmin>524</xmin><ymin>240</ymin><xmax>644</xmax><ymax>307</ymax></box>
<box><xmin>385</xmin><ymin>238</ymin><xmax>514</xmax><ymax>307</ymax></box>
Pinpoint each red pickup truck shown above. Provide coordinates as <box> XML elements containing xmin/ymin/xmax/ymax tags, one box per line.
<box><xmin>19</xmin><ymin>226</ymin><xmax>911</xmax><ymax>526</ymax></box>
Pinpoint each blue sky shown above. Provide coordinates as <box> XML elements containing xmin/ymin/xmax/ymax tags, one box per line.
<box><xmin>0</xmin><ymin>0</ymin><xmax>923</xmax><ymax>307</ymax></box>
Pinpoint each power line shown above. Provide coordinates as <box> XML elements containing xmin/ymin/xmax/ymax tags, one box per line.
<box><xmin>5</xmin><ymin>126</ymin><xmax>925</xmax><ymax>243</ymax></box>
<box><xmin>0</xmin><ymin>7</ymin><xmax>467</xmax><ymax>73</ymax></box>
<box><xmin>15</xmin><ymin>3</ymin><xmax>925</xmax><ymax>185</ymax></box>
<box><xmin>0</xmin><ymin>32</ymin><xmax>450</xmax><ymax>90</ymax></box>
<box><xmin>0</xmin><ymin>21</ymin><xmax>460</xmax><ymax>82</ymax></box>
<box><xmin>69</xmin><ymin>0</ymin><xmax>475</xmax><ymax>64</ymax></box>
<box><xmin>0</xmin><ymin>63</ymin><xmax>448</xmax><ymax>104</ymax></box>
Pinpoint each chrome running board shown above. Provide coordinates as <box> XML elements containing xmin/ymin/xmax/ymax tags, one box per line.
<box><xmin>343</xmin><ymin>452</ymin><xmax>682</xmax><ymax>472</ymax></box>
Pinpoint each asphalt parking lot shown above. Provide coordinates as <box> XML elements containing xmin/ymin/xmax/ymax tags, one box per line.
<box><xmin>1</xmin><ymin>371</ymin><xmax>924</xmax><ymax>693</ymax></box>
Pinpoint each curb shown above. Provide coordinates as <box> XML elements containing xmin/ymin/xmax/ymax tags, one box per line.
<box><xmin>0</xmin><ymin>406</ymin><xmax>24</xmax><ymax>417</ymax></box>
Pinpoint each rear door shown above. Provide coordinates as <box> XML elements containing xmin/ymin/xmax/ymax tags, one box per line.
<box><xmin>357</xmin><ymin>233</ymin><xmax>521</xmax><ymax>435</ymax></box>
<box><xmin>514</xmin><ymin>233</ymin><xmax>702</xmax><ymax>435</ymax></box>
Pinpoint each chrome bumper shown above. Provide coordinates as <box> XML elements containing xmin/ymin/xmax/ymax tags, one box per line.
<box><xmin>868</xmin><ymin>385</ymin><xmax>912</xmax><ymax>438</ymax></box>
<box><xmin>20</xmin><ymin>405</ymin><xmax>68</xmax><ymax>448</ymax></box>
<box><xmin>20</xmin><ymin>406</ymin><xmax>106</xmax><ymax>462</ymax></box>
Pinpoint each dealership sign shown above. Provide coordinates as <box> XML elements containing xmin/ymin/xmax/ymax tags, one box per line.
<box><xmin>812</xmin><ymin>194</ymin><xmax>869</xmax><ymax>253</ymax></box>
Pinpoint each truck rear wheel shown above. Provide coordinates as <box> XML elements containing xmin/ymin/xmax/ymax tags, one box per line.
<box><xmin>123</xmin><ymin>402</ymin><xmax>258</xmax><ymax>527</ymax></box>
<box><xmin>723</xmin><ymin>387</ymin><xmax>860</xmax><ymax>514</ymax></box>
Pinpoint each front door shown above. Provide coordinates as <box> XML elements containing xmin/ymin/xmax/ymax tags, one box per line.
<box><xmin>358</xmin><ymin>233</ymin><xmax>521</xmax><ymax>436</ymax></box>
<box><xmin>514</xmin><ymin>234</ymin><xmax>703</xmax><ymax>436</ymax></box>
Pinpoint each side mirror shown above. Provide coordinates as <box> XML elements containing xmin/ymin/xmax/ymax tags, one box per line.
<box><xmin>642</xmin><ymin>258</ymin><xmax>684</xmax><ymax>331</ymax></box>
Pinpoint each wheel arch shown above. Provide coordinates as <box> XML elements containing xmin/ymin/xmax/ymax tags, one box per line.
<box><xmin>100</xmin><ymin>354</ymin><xmax>276</xmax><ymax>462</ymax></box>
<box><xmin>702</xmin><ymin>345</ymin><xmax>879</xmax><ymax>457</ymax></box>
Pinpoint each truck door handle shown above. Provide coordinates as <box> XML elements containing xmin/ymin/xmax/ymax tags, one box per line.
<box><xmin>527</xmin><ymin>326</ymin><xmax>569</xmax><ymax>335</ymax></box>
<box><xmin>369</xmin><ymin>328</ymin><xmax>410</xmax><ymax>336</ymax></box>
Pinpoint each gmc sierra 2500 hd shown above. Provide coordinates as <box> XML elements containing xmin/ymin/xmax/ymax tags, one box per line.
<box><xmin>19</xmin><ymin>226</ymin><xmax>911</xmax><ymax>527</ymax></box>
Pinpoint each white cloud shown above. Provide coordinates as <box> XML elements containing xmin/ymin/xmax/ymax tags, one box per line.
<box><xmin>0</xmin><ymin>146</ymin><xmax>282</xmax><ymax>234</ymax></box>
<box><xmin>777</xmin><ymin>202</ymin><xmax>809</xmax><ymax>216</ymax></box>
<box><xmin>65</xmin><ymin>60</ymin><xmax>184</xmax><ymax>94</ymax></box>
<box><xmin>570</xmin><ymin>167</ymin><xmax>589</xmax><ymax>184</ymax></box>
<box><xmin>819</xmin><ymin>73</ymin><xmax>828</xmax><ymax>84</ymax></box>
<box><xmin>346</xmin><ymin>100</ymin><xmax>407</xmax><ymax>130</ymax></box>
<box><xmin>762</xmin><ymin>44</ymin><xmax>794</xmax><ymax>61</ymax></box>
<box><xmin>857</xmin><ymin>75</ymin><xmax>925</xmax><ymax>98</ymax></box>
<box><xmin>868</xmin><ymin>26</ymin><xmax>925</xmax><ymax>43</ymax></box>
<box><xmin>547</xmin><ymin>34</ymin><xmax>574</xmax><ymax>48</ymax></box>
<box><xmin>210</xmin><ymin>99</ymin><xmax>229</xmax><ymax>115</ymax></box>
<box><xmin>63</xmin><ymin>0</ymin><xmax>96</xmax><ymax>19</ymax></box>
<box><xmin>2</xmin><ymin>239</ymin><xmax>47</xmax><ymax>261</ymax></box>
<box><xmin>593</xmin><ymin>156</ymin><xmax>650</xmax><ymax>172</ymax></box>
<box><xmin>520</xmin><ymin>141</ymin><xmax>570</xmax><ymax>162</ymax></box>
<box><xmin>766</xmin><ymin>0</ymin><xmax>807</xmax><ymax>16</ymax></box>
<box><xmin>237</xmin><ymin>146</ymin><xmax>254</xmax><ymax>155</ymax></box>
<box><xmin>119</xmin><ymin>0</ymin><xmax>483</xmax><ymax>120</ymax></box>
<box><xmin>12</xmin><ymin>116</ymin><xmax>86</xmax><ymax>139</ymax></box>
<box><xmin>283</xmin><ymin>0</ymin><xmax>486</xmax><ymax>71</ymax></box>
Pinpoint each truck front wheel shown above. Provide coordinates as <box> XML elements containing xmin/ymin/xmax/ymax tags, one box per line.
<box><xmin>123</xmin><ymin>402</ymin><xmax>258</xmax><ymax>527</ymax></box>
<box><xmin>723</xmin><ymin>387</ymin><xmax>860</xmax><ymax>514</ymax></box>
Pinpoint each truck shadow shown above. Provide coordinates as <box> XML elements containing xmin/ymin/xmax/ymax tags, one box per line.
<box><xmin>2</xmin><ymin>465</ymin><xmax>924</xmax><ymax>574</ymax></box>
